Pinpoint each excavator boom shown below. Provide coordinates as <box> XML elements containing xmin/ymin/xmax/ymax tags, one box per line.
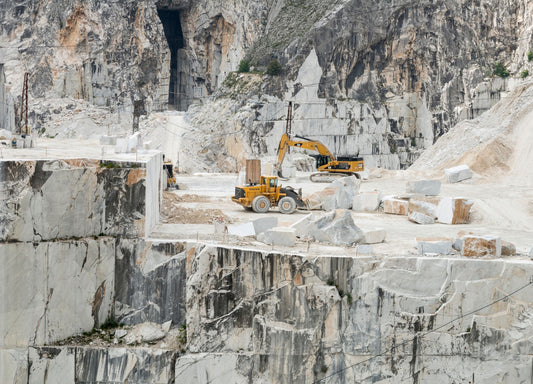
<box><xmin>275</xmin><ymin>133</ymin><xmax>364</xmax><ymax>181</ymax></box>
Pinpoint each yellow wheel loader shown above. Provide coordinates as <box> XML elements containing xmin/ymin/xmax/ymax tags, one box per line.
<box><xmin>231</xmin><ymin>176</ymin><xmax>308</xmax><ymax>213</ymax></box>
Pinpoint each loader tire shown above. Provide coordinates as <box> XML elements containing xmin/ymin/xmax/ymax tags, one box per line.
<box><xmin>278</xmin><ymin>196</ymin><xmax>297</xmax><ymax>214</ymax></box>
<box><xmin>252</xmin><ymin>195</ymin><xmax>271</xmax><ymax>213</ymax></box>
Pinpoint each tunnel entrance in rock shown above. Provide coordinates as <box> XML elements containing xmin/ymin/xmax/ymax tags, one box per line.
<box><xmin>157</xmin><ymin>9</ymin><xmax>185</xmax><ymax>110</ymax></box>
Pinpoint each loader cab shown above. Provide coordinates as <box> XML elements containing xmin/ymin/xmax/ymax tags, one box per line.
<box><xmin>261</xmin><ymin>176</ymin><xmax>279</xmax><ymax>193</ymax></box>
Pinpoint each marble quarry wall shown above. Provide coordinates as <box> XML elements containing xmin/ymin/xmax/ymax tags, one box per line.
<box><xmin>0</xmin><ymin>154</ymin><xmax>163</xmax><ymax>382</ymax></box>
<box><xmin>2</xmin><ymin>237</ymin><xmax>532</xmax><ymax>383</ymax></box>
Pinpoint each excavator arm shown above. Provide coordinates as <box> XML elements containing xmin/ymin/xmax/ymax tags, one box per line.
<box><xmin>276</xmin><ymin>133</ymin><xmax>336</xmax><ymax>176</ymax></box>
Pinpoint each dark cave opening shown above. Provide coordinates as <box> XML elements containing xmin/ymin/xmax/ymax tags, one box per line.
<box><xmin>157</xmin><ymin>9</ymin><xmax>184</xmax><ymax>109</ymax></box>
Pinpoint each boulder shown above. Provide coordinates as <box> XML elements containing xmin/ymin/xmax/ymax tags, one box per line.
<box><xmin>383</xmin><ymin>196</ymin><xmax>409</xmax><ymax>215</ymax></box>
<box><xmin>332</xmin><ymin>176</ymin><xmax>361</xmax><ymax>196</ymax></box>
<box><xmin>307</xmin><ymin>176</ymin><xmax>359</xmax><ymax>210</ymax></box>
<box><xmin>408</xmin><ymin>211</ymin><xmax>435</xmax><ymax>225</ymax></box>
<box><xmin>501</xmin><ymin>241</ymin><xmax>516</xmax><ymax>256</ymax></box>
<box><xmin>445</xmin><ymin>164</ymin><xmax>473</xmax><ymax>183</ymax></box>
<box><xmin>362</xmin><ymin>228</ymin><xmax>386</xmax><ymax>244</ymax></box>
<box><xmin>124</xmin><ymin>322</ymin><xmax>166</xmax><ymax>345</ymax></box>
<box><xmin>416</xmin><ymin>238</ymin><xmax>453</xmax><ymax>255</ymax></box>
<box><xmin>352</xmin><ymin>191</ymin><xmax>382</xmax><ymax>212</ymax></box>
<box><xmin>257</xmin><ymin>227</ymin><xmax>296</xmax><ymax>247</ymax></box>
<box><xmin>406</xmin><ymin>180</ymin><xmax>441</xmax><ymax>196</ymax></box>
<box><xmin>437</xmin><ymin>197</ymin><xmax>473</xmax><ymax>224</ymax></box>
<box><xmin>252</xmin><ymin>216</ymin><xmax>278</xmax><ymax>235</ymax></box>
<box><xmin>462</xmin><ymin>235</ymin><xmax>501</xmax><ymax>258</ymax></box>
<box><xmin>291</xmin><ymin>210</ymin><xmax>363</xmax><ymax>246</ymax></box>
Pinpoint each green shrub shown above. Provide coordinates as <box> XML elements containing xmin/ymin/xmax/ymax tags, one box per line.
<box><xmin>493</xmin><ymin>62</ymin><xmax>510</xmax><ymax>78</ymax></box>
<box><xmin>266</xmin><ymin>59</ymin><xmax>282</xmax><ymax>76</ymax></box>
<box><xmin>528</xmin><ymin>50</ymin><xmax>533</xmax><ymax>62</ymax></box>
<box><xmin>521</xmin><ymin>69</ymin><xmax>529</xmax><ymax>78</ymax></box>
<box><xmin>238</xmin><ymin>59</ymin><xmax>250</xmax><ymax>73</ymax></box>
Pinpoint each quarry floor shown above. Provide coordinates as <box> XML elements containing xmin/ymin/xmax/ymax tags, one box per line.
<box><xmin>3</xmin><ymin>137</ymin><xmax>531</xmax><ymax>259</ymax></box>
<box><xmin>153</xmin><ymin>171</ymin><xmax>533</xmax><ymax>258</ymax></box>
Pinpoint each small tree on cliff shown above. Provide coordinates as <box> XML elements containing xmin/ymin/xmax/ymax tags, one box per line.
<box><xmin>238</xmin><ymin>59</ymin><xmax>250</xmax><ymax>73</ymax></box>
<box><xmin>266</xmin><ymin>59</ymin><xmax>282</xmax><ymax>76</ymax></box>
<box><xmin>493</xmin><ymin>62</ymin><xmax>510</xmax><ymax>78</ymax></box>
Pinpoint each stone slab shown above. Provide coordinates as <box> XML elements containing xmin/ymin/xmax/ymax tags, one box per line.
<box><xmin>416</xmin><ymin>237</ymin><xmax>453</xmax><ymax>255</ymax></box>
<box><xmin>383</xmin><ymin>196</ymin><xmax>409</xmax><ymax>215</ymax></box>
<box><xmin>501</xmin><ymin>241</ymin><xmax>516</xmax><ymax>256</ymax></box>
<box><xmin>437</xmin><ymin>197</ymin><xmax>473</xmax><ymax>224</ymax></box>
<box><xmin>352</xmin><ymin>191</ymin><xmax>382</xmax><ymax>212</ymax></box>
<box><xmin>445</xmin><ymin>164</ymin><xmax>472</xmax><ymax>183</ymax></box>
<box><xmin>462</xmin><ymin>235</ymin><xmax>502</xmax><ymax>258</ymax></box>
<box><xmin>257</xmin><ymin>227</ymin><xmax>296</xmax><ymax>247</ymax></box>
<box><xmin>406</xmin><ymin>180</ymin><xmax>441</xmax><ymax>196</ymax></box>
<box><xmin>252</xmin><ymin>216</ymin><xmax>278</xmax><ymax>235</ymax></box>
<box><xmin>408</xmin><ymin>197</ymin><xmax>440</xmax><ymax>218</ymax></box>
<box><xmin>362</xmin><ymin>228</ymin><xmax>386</xmax><ymax>244</ymax></box>
<box><xmin>408</xmin><ymin>211</ymin><xmax>435</xmax><ymax>224</ymax></box>
<box><xmin>227</xmin><ymin>222</ymin><xmax>255</xmax><ymax>237</ymax></box>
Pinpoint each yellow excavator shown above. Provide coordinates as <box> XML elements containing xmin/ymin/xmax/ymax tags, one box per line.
<box><xmin>275</xmin><ymin>133</ymin><xmax>365</xmax><ymax>182</ymax></box>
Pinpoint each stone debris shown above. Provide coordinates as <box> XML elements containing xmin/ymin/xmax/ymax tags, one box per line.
<box><xmin>124</xmin><ymin>322</ymin><xmax>167</xmax><ymax>345</ymax></box>
<box><xmin>416</xmin><ymin>237</ymin><xmax>453</xmax><ymax>255</ymax></box>
<box><xmin>383</xmin><ymin>196</ymin><xmax>409</xmax><ymax>215</ymax></box>
<box><xmin>352</xmin><ymin>190</ymin><xmax>382</xmax><ymax>212</ymax></box>
<box><xmin>408</xmin><ymin>211</ymin><xmax>435</xmax><ymax>225</ymax></box>
<box><xmin>362</xmin><ymin>228</ymin><xmax>386</xmax><ymax>244</ymax></box>
<box><xmin>445</xmin><ymin>164</ymin><xmax>473</xmax><ymax>183</ymax></box>
<box><xmin>501</xmin><ymin>241</ymin><xmax>516</xmax><ymax>256</ymax></box>
<box><xmin>437</xmin><ymin>197</ymin><xmax>473</xmax><ymax>224</ymax></box>
<box><xmin>257</xmin><ymin>227</ymin><xmax>296</xmax><ymax>247</ymax></box>
<box><xmin>291</xmin><ymin>210</ymin><xmax>363</xmax><ymax>246</ymax></box>
<box><xmin>307</xmin><ymin>176</ymin><xmax>359</xmax><ymax>210</ymax></box>
<box><xmin>252</xmin><ymin>216</ymin><xmax>278</xmax><ymax>236</ymax></box>
<box><xmin>227</xmin><ymin>222</ymin><xmax>256</xmax><ymax>237</ymax></box>
<box><xmin>406</xmin><ymin>180</ymin><xmax>441</xmax><ymax>196</ymax></box>
<box><xmin>462</xmin><ymin>235</ymin><xmax>502</xmax><ymax>258</ymax></box>
<box><xmin>114</xmin><ymin>329</ymin><xmax>128</xmax><ymax>339</ymax></box>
